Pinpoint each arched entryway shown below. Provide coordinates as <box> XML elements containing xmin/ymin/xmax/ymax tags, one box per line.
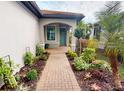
<box><xmin>44</xmin><ymin>23</ymin><xmax>72</xmax><ymax>48</ymax></box>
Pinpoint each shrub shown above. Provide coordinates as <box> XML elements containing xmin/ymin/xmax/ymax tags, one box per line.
<box><xmin>0</xmin><ymin>58</ymin><xmax>17</xmax><ymax>88</ymax></box>
<box><xmin>91</xmin><ymin>60</ymin><xmax>111</xmax><ymax>71</ymax></box>
<box><xmin>4</xmin><ymin>75</ymin><xmax>17</xmax><ymax>88</ymax></box>
<box><xmin>67</xmin><ymin>49</ymin><xmax>77</xmax><ymax>58</ymax></box>
<box><xmin>73</xmin><ymin>57</ymin><xmax>91</xmax><ymax>71</ymax></box>
<box><xmin>26</xmin><ymin>69</ymin><xmax>37</xmax><ymax>81</ymax></box>
<box><xmin>33</xmin><ymin>56</ymin><xmax>40</xmax><ymax>62</ymax></box>
<box><xmin>36</xmin><ymin>44</ymin><xmax>45</xmax><ymax>56</ymax></box>
<box><xmin>24</xmin><ymin>52</ymin><xmax>34</xmax><ymax>66</ymax></box>
<box><xmin>35</xmin><ymin>44</ymin><xmax>48</xmax><ymax>61</ymax></box>
<box><xmin>81</xmin><ymin>48</ymin><xmax>96</xmax><ymax>63</ymax></box>
<box><xmin>87</xmin><ymin>39</ymin><xmax>98</xmax><ymax>48</ymax></box>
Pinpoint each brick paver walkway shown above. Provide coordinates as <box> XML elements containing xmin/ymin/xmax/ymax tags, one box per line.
<box><xmin>36</xmin><ymin>47</ymin><xmax>81</xmax><ymax>91</ymax></box>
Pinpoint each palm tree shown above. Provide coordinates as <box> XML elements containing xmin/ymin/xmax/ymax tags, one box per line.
<box><xmin>97</xmin><ymin>1</ymin><xmax>124</xmax><ymax>90</ymax></box>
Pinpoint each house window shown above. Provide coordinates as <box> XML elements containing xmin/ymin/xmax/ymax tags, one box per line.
<box><xmin>47</xmin><ymin>26</ymin><xmax>55</xmax><ymax>40</ymax></box>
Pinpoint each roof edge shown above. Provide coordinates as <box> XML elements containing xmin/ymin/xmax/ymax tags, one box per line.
<box><xmin>41</xmin><ymin>9</ymin><xmax>85</xmax><ymax>16</ymax></box>
<box><xmin>17</xmin><ymin>1</ymin><xmax>85</xmax><ymax>21</ymax></box>
<box><xmin>18</xmin><ymin>1</ymin><xmax>42</xmax><ymax>18</ymax></box>
<box><xmin>41</xmin><ymin>10</ymin><xmax>85</xmax><ymax>21</ymax></box>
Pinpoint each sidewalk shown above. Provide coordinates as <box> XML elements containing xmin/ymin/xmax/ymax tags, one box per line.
<box><xmin>36</xmin><ymin>47</ymin><xmax>81</xmax><ymax>91</ymax></box>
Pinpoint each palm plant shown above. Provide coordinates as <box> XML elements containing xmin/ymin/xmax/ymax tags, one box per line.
<box><xmin>97</xmin><ymin>1</ymin><xmax>124</xmax><ymax>90</ymax></box>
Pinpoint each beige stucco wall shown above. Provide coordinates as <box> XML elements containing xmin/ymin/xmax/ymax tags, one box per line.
<box><xmin>0</xmin><ymin>2</ymin><xmax>40</xmax><ymax>72</ymax></box>
<box><xmin>40</xmin><ymin>18</ymin><xmax>77</xmax><ymax>50</ymax></box>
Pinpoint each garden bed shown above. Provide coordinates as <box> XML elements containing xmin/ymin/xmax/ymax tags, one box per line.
<box><xmin>0</xmin><ymin>52</ymin><xmax>49</xmax><ymax>91</ymax></box>
<box><xmin>16</xmin><ymin>52</ymin><xmax>49</xmax><ymax>91</ymax></box>
<box><xmin>66</xmin><ymin>53</ymin><xmax>124</xmax><ymax>91</ymax></box>
<box><xmin>15</xmin><ymin>60</ymin><xmax>46</xmax><ymax>90</ymax></box>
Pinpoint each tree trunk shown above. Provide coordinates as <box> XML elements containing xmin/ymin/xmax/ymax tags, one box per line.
<box><xmin>109</xmin><ymin>54</ymin><xmax>122</xmax><ymax>90</ymax></box>
<box><xmin>76</xmin><ymin>39</ymin><xmax>80</xmax><ymax>56</ymax></box>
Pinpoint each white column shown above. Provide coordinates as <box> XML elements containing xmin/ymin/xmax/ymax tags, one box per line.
<box><xmin>71</xmin><ymin>27</ymin><xmax>76</xmax><ymax>51</ymax></box>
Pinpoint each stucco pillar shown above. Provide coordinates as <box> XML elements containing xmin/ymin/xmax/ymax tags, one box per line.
<box><xmin>71</xmin><ymin>27</ymin><xmax>76</xmax><ymax>51</ymax></box>
<box><xmin>66</xmin><ymin>31</ymin><xmax>69</xmax><ymax>47</ymax></box>
<box><xmin>40</xmin><ymin>24</ymin><xmax>45</xmax><ymax>49</ymax></box>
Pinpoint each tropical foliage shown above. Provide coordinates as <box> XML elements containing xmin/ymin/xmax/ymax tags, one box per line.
<box><xmin>97</xmin><ymin>1</ymin><xmax>124</xmax><ymax>89</ymax></box>
<box><xmin>73</xmin><ymin>57</ymin><xmax>91</xmax><ymax>71</ymax></box>
<box><xmin>0</xmin><ymin>58</ymin><xmax>17</xmax><ymax>89</ymax></box>
<box><xmin>67</xmin><ymin>49</ymin><xmax>77</xmax><ymax>59</ymax></box>
<box><xmin>73</xmin><ymin>48</ymin><xmax>111</xmax><ymax>71</ymax></box>
<box><xmin>81</xmin><ymin>48</ymin><xmax>96</xmax><ymax>63</ymax></box>
<box><xmin>91</xmin><ymin>60</ymin><xmax>111</xmax><ymax>71</ymax></box>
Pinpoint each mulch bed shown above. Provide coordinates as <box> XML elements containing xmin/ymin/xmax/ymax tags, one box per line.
<box><xmin>66</xmin><ymin>53</ymin><xmax>124</xmax><ymax>91</ymax></box>
<box><xmin>16</xmin><ymin>52</ymin><xmax>49</xmax><ymax>91</ymax></box>
<box><xmin>0</xmin><ymin>52</ymin><xmax>49</xmax><ymax>91</ymax></box>
<box><xmin>16</xmin><ymin>60</ymin><xmax>46</xmax><ymax>90</ymax></box>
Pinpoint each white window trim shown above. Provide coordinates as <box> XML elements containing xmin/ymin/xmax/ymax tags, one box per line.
<box><xmin>45</xmin><ymin>25</ymin><xmax>57</xmax><ymax>42</ymax></box>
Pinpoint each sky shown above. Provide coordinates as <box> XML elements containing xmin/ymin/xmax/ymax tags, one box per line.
<box><xmin>36</xmin><ymin>1</ymin><xmax>124</xmax><ymax>23</ymax></box>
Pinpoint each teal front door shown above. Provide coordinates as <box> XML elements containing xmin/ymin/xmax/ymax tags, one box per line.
<box><xmin>60</xmin><ymin>28</ymin><xmax>66</xmax><ymax>46</ymax></box>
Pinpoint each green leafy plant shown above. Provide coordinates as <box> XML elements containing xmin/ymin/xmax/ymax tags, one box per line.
<box><xmin>26</xmin><ymin>69</ymin><xmax>37</xmax><ymax>81</ymax></box>
<box><xmin>81</xmin><ymin>48</ymin><xmax>96</xmax><ymax>63</ymax></box>
<box><xmin>97</xmin><ymin>1</ymin><xmax>124</xmax><ymax>89</ymax></box>
<box><xmin>35</xmin><ymin>44</ymin><xmax>48</xmax><ymax>61</ymax></box>
<box><xmin>73</xmin><ymin>57</ymin><xmax>91</xmax><ymax>71</ymax></box>
<box><xmin>15</xmin><ymin>75</ymin><xmax>21</xmax><ymax>81</ymax></box>
<box><xmin>4</xmin><ymin>75</ymin><xmax>17</xmax><ymax>88</ymax></box>
<box><xmin>23</xmin><ymin>52</ymin><xmax>34</xmax><ymax>66</ymax></box>
<box><xmin>74</xmin><ymin>21</ymin><xmax>90</xmax><ymax>55</ymax></box>
<box><xmin>67</xmin><ymin>49</ymin><xmax>77</xmax><ymax>58</ymax></box>
<box><xmin>74</xmin><ymin>28</ymin><xmax>84</xmax><ymax>55</ymax></box>
<box><xmin>91</xmin><ymin>60</ymin><xmax>111</xmax><ymax>71</ymax></box>
<box><xmin>36</xmin><ymin>44</ymin><xmax>45</xmax><ymax>56</ymax></box>
<box><xmin>0</xmin><ymin>58</ymin><xmax>17</xmax><ymax>88</ymax></box>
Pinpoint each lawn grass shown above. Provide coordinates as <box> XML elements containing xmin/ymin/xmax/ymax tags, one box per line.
<box><xmin>96</xmin><ymin>53</ymin><xmax>109</xmax><ymax>62</ymax></box>
<box><xmin>118</xmin><ymin>64</ymin><xmax>124</xmax><ymax>79</ymax></box>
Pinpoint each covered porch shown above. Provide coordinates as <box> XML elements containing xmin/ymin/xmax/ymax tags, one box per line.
<box><xmin>39</xmin><ymin>10</ymin><xmax>84</xmax><ymax>51</ymax></box>
<box><xmin>44</xmin><ymin>23</ymin><xmax>72</xmax><ymax>48</ymax></box>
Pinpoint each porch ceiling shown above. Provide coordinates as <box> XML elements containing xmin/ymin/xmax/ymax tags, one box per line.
<box><xmin>45</xmin><ymin>23</ymin><xmax>71</xmax><ymax>30</ymax></box>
